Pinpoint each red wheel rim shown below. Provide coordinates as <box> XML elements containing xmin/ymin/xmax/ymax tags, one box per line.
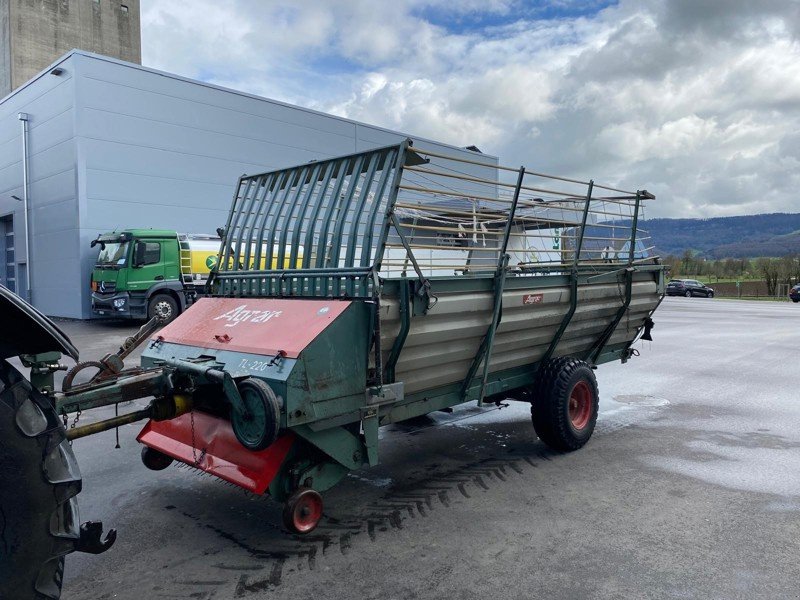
<box><xmin>292</xmin><ymin>491</ymin><xmax>323</xmax><ymax>533</ymax></box>
<box><xmin>568</xmin><ymin>380</ymin><xmax>593</xmax><ymax>430</ymax></box>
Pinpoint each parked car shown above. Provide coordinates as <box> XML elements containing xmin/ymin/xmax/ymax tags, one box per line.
<box><xmin>666</xmin><ymin>279</ymin><xmax>715</xmax><ymax>298</ymax></box>
<box><xmin>790</xmin><ymin>284</ymin><xmax>800</xmax><ymax>303</ymax></box>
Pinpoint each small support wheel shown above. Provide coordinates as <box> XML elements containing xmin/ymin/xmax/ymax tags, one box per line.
<box><xmin>531</xmin><ymin>357</ymin><xmax>599</xmax><ymax>452</ymax></box>
<box><xmin>283</xmin><ymin>488</ymin><xmax>323</xmax><ymax>534</ymax></box>
<box><xmin>141</xmin><ymin>446</ymin><xmax>173</xmax><ymax>471</ymax></box>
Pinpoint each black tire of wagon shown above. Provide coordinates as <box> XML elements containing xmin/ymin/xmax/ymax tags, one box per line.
<box><xmin>530</xmin><ymin>356</ymin><xmax>599</xmax><ymax>452</ymax></box>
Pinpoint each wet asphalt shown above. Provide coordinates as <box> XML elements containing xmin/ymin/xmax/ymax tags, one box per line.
<box><xmin>52</xmin><ymin>297</ymin><xmax>799</xmax><ymax>600</ymax></box>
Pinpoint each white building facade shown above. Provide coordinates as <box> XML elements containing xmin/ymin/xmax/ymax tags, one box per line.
<box><xmin>0</xmin><ymin>51</ymin><xmax>496</xmax><ymax>318</ymax></box>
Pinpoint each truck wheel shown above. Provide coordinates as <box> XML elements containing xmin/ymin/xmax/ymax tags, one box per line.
<box><xmin>231</xmin><ymin>378</ymin><xmax>281</xmax><ymax>451</ymax></box>
<box><xmin>0</xmin><ymin>359</ymin><xmax>82</xmax><ymax>600</ymax></box>
<box><xmin>148</xmin><ymin>294</ymin><xmax>178</xmax><ymax>323</ymax></box>
<box><xmin>530</xmin><ymin>357</ymin><xmax>599</xmax><ymax>452</ymax></box>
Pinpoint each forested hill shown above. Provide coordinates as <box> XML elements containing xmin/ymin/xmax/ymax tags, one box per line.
<box><xmin>641</xmin><ymin>213</ymin><xmax>800</xmax><ymax>258</ymax></box>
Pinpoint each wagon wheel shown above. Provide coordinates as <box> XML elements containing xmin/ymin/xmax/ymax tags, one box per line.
<box><xmin>283</xmin><ymin>487</ymin><xmax>323</xmax><ymax>534</ymax></box>
<box><xmin>530</xmin><ymin>356</ymin><xmax>599</xmax><ymax>452</ymax></box>
<box><xmin>230</xmin><ymin>378</ymin><xmax>281</xmax><ymax>451</ymax></box>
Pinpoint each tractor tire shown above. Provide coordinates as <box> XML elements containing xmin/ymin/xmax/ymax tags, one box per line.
<box><xmin>147</xmin><ymin>293</ymin><xmax>179</xmax><ymax>323</ymax></box>
<box><xmin>531</xmin><ymin>356</ymin><xmax>599</xmax><ymax>452</ymax></box>
<box><xmin>0</xmin><ymin>359</ymin><xmax>81</xmax><ymax>600</ymax></box>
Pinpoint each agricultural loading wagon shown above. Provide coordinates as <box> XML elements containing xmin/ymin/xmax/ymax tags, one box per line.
<box><xmin>0</xmin><ymin>141</ymin><xmax>665</xmax><ymax>599</ymax></box>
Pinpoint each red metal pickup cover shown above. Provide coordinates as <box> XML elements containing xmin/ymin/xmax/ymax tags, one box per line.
<box><xmin>137</xmin><ymin>412</ymin><xmax>295</xmax><ymax>494</ymax></box>
<box><xmin>155</xmin><ymin>297</ymin><xmax>351</xmax><ymax>358</ymax></box>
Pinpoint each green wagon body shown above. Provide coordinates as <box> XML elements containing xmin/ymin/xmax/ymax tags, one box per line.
<box><xmin>1</xmin><ymin>138</ymin><xmax>666</xmax><ymax>593</ymax></box>
<box><xmin>133</xmin><ymin>140</ymin><xmax>665</xmax><ymax>524</ymax></box>
<box><xmin>378</xmin><ymin>272</ymin><xmax>662</xmax><ymax>400</ymax></box>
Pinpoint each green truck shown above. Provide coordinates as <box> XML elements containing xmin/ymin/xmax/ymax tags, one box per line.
<box><xmin>90</xmin><ymin>229</ymin><xmax>219</xmax><ymax>322</ymax></box>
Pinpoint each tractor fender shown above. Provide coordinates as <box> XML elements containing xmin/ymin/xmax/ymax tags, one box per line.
<box><xmin>0</xmin><ymin>284</ymin><xmax>78</xmax><ymax>360</ymax></box>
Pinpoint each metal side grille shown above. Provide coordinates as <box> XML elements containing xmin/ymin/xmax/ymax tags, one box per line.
<box><xmin>213</xmin><ymin>141</ymin><xmax>423</xmax><ymax>298</ymax></box>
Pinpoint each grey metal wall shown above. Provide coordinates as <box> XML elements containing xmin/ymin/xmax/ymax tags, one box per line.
<box><xmin>71</xmin><ymin>52</ymin><xmax>497</xmax><ymax>319</ymax></box>
<box><xmin>0</xmin><ymin>56</ymin><xmax>80</xmax><ymax>316</ymax></box>
<box><xmin>0</xmin><ymin>50</ymin><xmax>498</xmax><ymax>319</ymax></box>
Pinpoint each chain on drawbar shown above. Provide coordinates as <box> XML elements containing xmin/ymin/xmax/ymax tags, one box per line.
<box><xmin>190</xmin><ymin>410</ymin><xmax>197</xmax><ymax>464</ymax></box>
<box><xmin>189</xmin><ymin>410</ymin><xmax>206</xmax><ymax>466</ymax></box>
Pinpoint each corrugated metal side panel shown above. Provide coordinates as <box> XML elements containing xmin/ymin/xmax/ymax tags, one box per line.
<box><xmin>380</xmin><ymin>279</ymin><xmax>659</xmax><ymax>395</ymax></box>
<box><xmin>0</xmin><ymin>55</ymin><xmax>80</xmax><ymax>317</ymax></box>
<box><xmin>71</xmin><ymin>53</ymin><xmax>499</xmax><ymax>317</ymax></box>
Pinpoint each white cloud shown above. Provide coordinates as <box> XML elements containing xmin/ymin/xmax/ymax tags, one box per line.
<box><xmin>595</xmin><ymin>115</ymin><xmax>718</xmax><ymax>161</ymax></box>
<box><xmin>141</xmin><ymin>0</ymin><xmax>800</xmax><ymax>218</ymax></box>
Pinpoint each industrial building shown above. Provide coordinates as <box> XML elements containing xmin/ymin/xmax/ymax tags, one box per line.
<box><xmin>0</xmin><ymin>50</ymin><xmax>497</xmax><ymax>319</ymax></box>
<box><xmin>0</xmin><ymin>0</ymin><xmax>141</xmax><ymax>96</ymax></box>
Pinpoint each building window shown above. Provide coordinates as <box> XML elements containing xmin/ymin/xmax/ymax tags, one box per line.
<box><xmin>120</xmin><ymin>4</ymin><xmax>128</xmax><ymax>13</ymax></box>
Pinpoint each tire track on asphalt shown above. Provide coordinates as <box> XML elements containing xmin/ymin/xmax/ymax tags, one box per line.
<box><xmin>171</xmin><ymin>404</ymin><xmax>667</xmax><ymax>597</ymax></box>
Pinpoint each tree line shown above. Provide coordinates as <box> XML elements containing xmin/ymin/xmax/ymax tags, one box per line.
<box><xmin>662</xmin><ymin>252</ymin><xmax>800</xmax><ymax>295</ymax></box>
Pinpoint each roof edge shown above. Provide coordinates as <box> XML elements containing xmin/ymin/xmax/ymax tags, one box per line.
<box><xmin>0</xmin><ymin>49</ymin><xmax>499</xmax><ymax>161</ymax></box>
<box><xmin>0</xmin><ymin>49</ymin><xmax>80</xmax><ymax>105</ymax></box>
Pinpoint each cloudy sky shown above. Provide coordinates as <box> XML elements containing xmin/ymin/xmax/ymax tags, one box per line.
<box><xmin>140</xmin><ymin>0</ymin><xmax>800</xmax><ymax>219</ymax></box>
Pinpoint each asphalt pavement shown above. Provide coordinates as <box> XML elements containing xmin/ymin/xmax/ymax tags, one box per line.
<box><xmin>56</xmin><ymin>297</ymin><xmax>800</xmax><ymax>600</ymax></box>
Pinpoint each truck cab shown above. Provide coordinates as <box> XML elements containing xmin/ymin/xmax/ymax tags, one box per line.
<box><xmin>91</xmin><ymin>229</ymin><xmax>215</xmax><ymax>321</ymax></box>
